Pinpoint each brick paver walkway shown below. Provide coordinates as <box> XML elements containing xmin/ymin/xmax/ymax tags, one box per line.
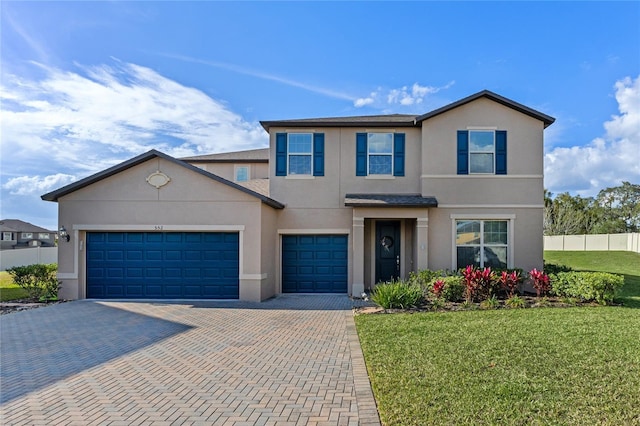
<box><xmin>0</xmin><ymin>295</ymin><xmax>380</xmax><ymax>425</ymax></box>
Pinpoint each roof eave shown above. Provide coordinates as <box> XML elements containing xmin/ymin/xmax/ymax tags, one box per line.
<box><xmin>260</xmin><ymin>120</ymin><xmax>417</xmax><ymax>132</ymax></box>
<box><xmin>415</xmin><ymin>90</ymin><xmax>556</xmax><ymax>128</ymax></box>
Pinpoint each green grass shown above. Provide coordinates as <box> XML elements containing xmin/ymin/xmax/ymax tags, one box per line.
<box><xmin>356</xmin><ymin>251</ymin><xmax>640</xmax><ymax>425</ymax></box>
<box><xmin>0</xmin><ymin>271</ymin><xmax>29</xmax><ymax>301</ymax></box>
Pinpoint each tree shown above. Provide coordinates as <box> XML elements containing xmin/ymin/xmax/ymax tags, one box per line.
<box><xmin>596</xmin><ymin>182</ymin><xmax>640</xmax><ymax>232</ymax></box>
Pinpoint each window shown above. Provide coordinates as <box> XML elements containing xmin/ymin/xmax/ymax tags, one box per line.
<box><xmin>457</xmin><ymin>130</ymin><xmax>507</xmax><ymax>175</ymax></box>
<box><xmin>2</xmin><ymin>232</ymin><xmax>12</xmax><ymax>241</ymax></box>
<box><xmin>469</xmin><ymin>130</ymin><xmax>495</xmax><ymax>173</ymax></box>
<box><xmin>356</xmin><ymin>133</ymin><xmax>405</xmax><ymax>176</ymax></box>
<box><xmin>38</xmin><ymin>233</ymin><xmax>50</xmax><ymax>240</ymax></box>
<box><xmin>456</xmin><ymin>220</ymin><xmax>508</xmax><ymax>269</ymax></box>
<box><xmin>275</xmin><ymin>133</ymin><xmax>324</xmax><ymax>177</ymax></box>
<box><xmin>368</xmin><ymin>133</ymin><xmax>393</xmax><ymax>175</ymax></box>
<box><xmin>288</xmin><ymin>133</ymin><xmax>313</xmax><ymax>175</ymax></box>
<box><xmin>21</xmin><ymin>232</ymin><xmax>33</xmax><ymax>239</ymax></box>
<box><xmin>235</xmin><ymin>166</ymin><xmax>249</xmax><ymax>182</ymax></box>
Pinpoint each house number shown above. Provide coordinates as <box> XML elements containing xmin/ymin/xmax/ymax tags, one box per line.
<box><xmin>154</xmin><ymin>225</ymin><xmax>164</xmax><ymax>230</ymax></box>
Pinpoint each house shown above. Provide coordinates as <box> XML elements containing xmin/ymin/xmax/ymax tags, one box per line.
<box><xmin>0</xmin><ymin>219</ymin><xmax>58</xmax><ymax>250</ymax></box>
<box><xmin>42</xmin><ymin>90</ymin><xmax>555</xmax><ymax>301</ymax></box>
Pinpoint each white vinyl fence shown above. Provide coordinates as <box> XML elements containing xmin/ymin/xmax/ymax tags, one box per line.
<box><xmin>544</xmin><ymin>233</ymin><xmax>640</xmax><ymax>253</ymax></box>
<box><xmin>0</xmin><ymin>247</ymin><xmax>58</xmax><ymax>271</ymax></box>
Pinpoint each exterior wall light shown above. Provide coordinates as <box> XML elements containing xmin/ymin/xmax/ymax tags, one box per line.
<box><xmin>59</xmin><ymin>226</ymin><xmax>70</xmax><ymax>242</ymax></box>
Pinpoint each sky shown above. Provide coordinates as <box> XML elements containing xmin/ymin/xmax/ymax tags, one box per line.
<box><xmin>1</xmin><ymin>1</ymin><xmax>639</xmax><ymax>231</ymax></box>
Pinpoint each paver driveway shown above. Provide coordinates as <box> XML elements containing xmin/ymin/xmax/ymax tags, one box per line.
<box><xmin>0</xmin><ymin>295</ymin><xmax>380</xmax><ymax>425</ymax></box>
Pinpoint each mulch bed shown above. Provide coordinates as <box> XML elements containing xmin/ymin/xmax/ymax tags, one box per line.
<box><xmin>354</xmin><ymin>295</ymin><xmax>609</xmax><ymax>315</ymax></box>
<box><xmin>0</xmin><ymin>299</ymin><xmax>67</xmax><ymax>315</ymax></box>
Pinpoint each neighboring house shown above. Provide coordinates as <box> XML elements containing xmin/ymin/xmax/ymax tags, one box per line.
<box><xmin>0</xmin><ymin>219</ymin><xmax>58</xmax><ymax>250</ymax></box>
<box><xmin>42</xmin><ymin>90</ymin><xmax>554</xmax><ymax>301</ymax></box>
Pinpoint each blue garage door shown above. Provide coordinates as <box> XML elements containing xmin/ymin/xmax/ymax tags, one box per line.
<box><xmin>282</xmin><ymin>234</ymin><xmax>348</xmax><ymax>293</ymax></box>
<box><xmin>86</xmin><ymin>232</ymin><xmax>239</xmax><ymax>299</ymax></box>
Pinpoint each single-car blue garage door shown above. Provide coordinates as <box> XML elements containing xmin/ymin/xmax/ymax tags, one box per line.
<box><xmin>282</xmin><ymin>234</ymin><xmax>348</xmax><ymax>293</ymax></box>
<box><xmin>86</xmin><ymin>232</ymin><xmax>239</xmax><ymax>299</ymax></box>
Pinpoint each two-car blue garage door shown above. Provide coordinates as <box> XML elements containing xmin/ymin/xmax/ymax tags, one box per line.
<box><xmin>86</xmin><ymin>232</ymin><xmax>239</xmax><ymax>299</ymax></box>
<box><xmin>282</xmin><ymin>234</ymin><xmax>348</xmax><ymax>293</ymax></box>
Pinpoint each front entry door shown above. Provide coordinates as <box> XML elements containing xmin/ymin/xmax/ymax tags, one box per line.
<box><xmin>375</xmin><ymin>221</ymin><xmax>401</xmax><ymax>283</ymax></box>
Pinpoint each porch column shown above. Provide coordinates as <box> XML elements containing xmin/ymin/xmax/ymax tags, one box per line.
<box><xmin>416</xmin><ymin>214</ymin><xmax>429</xmax><ymax>271</ymax></box>
<box><xmin>352</xmin><ymin>216</ymin><xmax>365</xmax><ymax>296</ymax></box>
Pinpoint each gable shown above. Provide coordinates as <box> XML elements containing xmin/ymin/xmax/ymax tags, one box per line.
<box><xmin>42</xmin><ymin>150</ymin><xmax>284</xmax><ymax>208</ymax></box>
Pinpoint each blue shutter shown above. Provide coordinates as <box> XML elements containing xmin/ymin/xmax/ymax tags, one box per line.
<box><xmin>275</xmin><ymin>133</ymin><xmax>287</xmax><ymax>176</ymax></box>
<box><xmin>313</xmin><ymin>133</ymin><xmax>324</xmax><ymax>176</ymax></box>
<box><xmin>457</xmin><ymin>130</ymin><xmax>469</xmax><ymax>175</ymax></box>
<box><xmin>495</xmin><ymin>130</ymin><xmax>507</xmax><ymax>175</ymax></box>
<box><xmin>393</xmin><ymin>133</ymin><xmax>405</xmax><ymax>177</ymax></box>
<box><xmin>356</xmin><ymin>133</ymin><xmax>367</xmax><ymax>176</ymax></box>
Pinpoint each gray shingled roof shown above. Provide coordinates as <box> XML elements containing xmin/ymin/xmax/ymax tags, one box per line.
<box><xmin>260</xmin><ymin>90</ymin><xmax>555</xmax><ymax>131</ymax></box>
<box><xmin>180</xmin><ymin>148</ymin><xmax>269</xmax><ymax>163</ymax></box>
<box><xmin>0</xmin><ymin>219</ymin><xmax>55</xmax><ymax>233</ymax></box>
<box><xmin>41</xmin><ymin>150</ymin><xmax>284</xmax><ymax>209</ymax></box>
<box><xmin>237</xmin><ymin>179</ymin><xmax>270</xmax><ymax>197</ymax></box>
<box><xmin>260</xmin><ymin>114</ymin><xmax>418</xmax><ymax>131</ymax></box>
<box><xmin>344</xmin><ymin>194</ymin><xmax>438</xmax><ymax>207</ymax></box>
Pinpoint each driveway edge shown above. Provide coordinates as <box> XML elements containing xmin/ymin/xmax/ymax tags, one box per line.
<box><xmin>345</xmin><ymin>311</ymin><xmax>381</xmax><ymax>426</ymax></box>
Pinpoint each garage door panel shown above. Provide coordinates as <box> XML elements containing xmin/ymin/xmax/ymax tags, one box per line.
<box><xmin>282</xmin><ymin>235</ymin><xmax>347</xmax><ymax>293</ymax></box>
<box><xmin>87</xmin><ymin>232</ymin><xmax>239</xmax><ymax>299</ymax></box>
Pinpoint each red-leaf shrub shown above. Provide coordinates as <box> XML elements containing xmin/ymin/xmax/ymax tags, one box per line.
<box><xmin>432</xmin><ymin>279</ymin><xmax>445</xmax><ymax>299</ymax></box>
<box><xmin>462</xmin><ymin>265</ymin><xmax>497</xmax><ymax>301</ymax></box>
<box><xmin>499</xmin><ymin>270</ymin><xmax>521</xmax><ymax>298</ymax></box>
<box><xmin>530</xmin><ymin>268</ymin><xmax>551</xmax><ymax>297</ymax></box>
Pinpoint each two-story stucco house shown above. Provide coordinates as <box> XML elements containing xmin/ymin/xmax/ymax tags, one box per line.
<box><xmin>0</xmin><ymin>219</ymin><xmax>58</xmax><ymax>250</ymax></box>
<box><xmin>42</xmin><ymin>90</ymin><xmax>554</xmax><ymax>301</ymax></box>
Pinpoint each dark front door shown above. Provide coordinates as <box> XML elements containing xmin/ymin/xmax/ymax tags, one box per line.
<box><xmin>375</xmin><ymin>221</ymin><xmax>401</xmax><ymax>283</ymax></box>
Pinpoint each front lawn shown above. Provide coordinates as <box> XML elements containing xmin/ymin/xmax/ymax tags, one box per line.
<box><xmin>355</xmin><ymin>251</ymin><xmax>640</xmax><ymax>425</ymax></box>
<box><xmin>0</xmin><ymin>271</ymin><xmax>29</xmax><ymax>301</ymax></box>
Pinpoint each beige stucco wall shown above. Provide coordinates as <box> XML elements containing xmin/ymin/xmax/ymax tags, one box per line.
<box><xmin>189</xmin><ymin>162</ymin><xmax>269</xmax><ymax>182</ymax></box>
<box><xmin>55</xmin><ymin>157</ymin><xmax>274</xmax><ymax>301</ymax></box>
<box><xmin>421</xmin><ymin>98</ymin><xmax>545</xmax><ymax>205</ymax></box>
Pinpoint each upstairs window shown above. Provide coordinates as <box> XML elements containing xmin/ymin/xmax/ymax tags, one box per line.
<box><xmin>21</xmin><ymin>232</ymin><xmax>33</xmax><ymax>239</ymax></box>
<box><xmin>275</xmin><ymin>133</ymin><xmax>324</xmax><ymax>177</ymax></box>
<box><xmin>2</xmin><ymin>232</ymin><xmax>13</xmax><ymax>241</ymax></box>
<box><xmin>235</xmin><ymin>166</ymin><xmax>249</xmax><ymax>182</ymax></box>
<box><xmin>356</xmin><ymin>133</ymin><xmax>405</xmax><ymax>176</ymax></box>
<box><xmin>288</xmin><ymin>133</ymin><xmax>313</xmax><ymax>175</ymax></box>
<box><xmin>457</xmin><ymin>130</ymin><xmax>507</xmax><ymax>175</ymax></box>
<box><xmin>39</xmin><ymin>233</ymin><xmax>50</xmax><ymax>239</ymax></box>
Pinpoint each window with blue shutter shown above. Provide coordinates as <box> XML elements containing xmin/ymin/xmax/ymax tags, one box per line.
<box><xmin>356</xmin><ymin>132</ymin><xmax>406</xmax><ymax>176</ymax></box>
<box><xmin>276</xmin><ymin>133</ymin><xmax>324</xmax><ymax>176</ymax></box>
<box><xmin>457</xmin><ymin>130</ymin><xmax>507</xmax><ymax>175</ymax></box>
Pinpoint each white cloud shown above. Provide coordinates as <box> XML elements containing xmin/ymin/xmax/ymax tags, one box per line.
<box><xmin>1</xmin><ymin>60</ymin><xmax>269</xmax><ymax>178</ymax></box>
<box><xmin>353</xmin><ymin>81</ymin><xmax>455</xmax><ymax>109</ymax></box>
<box><xmin>544</xmin><ymin>75</ymin><xmax>640</xmax><ymax>196</ymax></box>
<box><xmin>3</xmin><ymin>174</ymin><xmax>77</xmax><ymax>196</ymax></box>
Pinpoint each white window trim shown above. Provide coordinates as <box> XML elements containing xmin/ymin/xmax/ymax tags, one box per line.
<box><xmin>287</xmin><ymin>133</ymin><xmax>313</xmax><ymax>176</ymax></box>
<box><xmin>234</xmin><ymin>165</ymin><xmax>250</xmax><ymax>182</ymax></box>
<box><xmin>22</xmin><ymin>232</ymin><xmax>33</xmax><ymax>239</ymax></box>
<box><xmin>2</xmin><ymin>232</ymin><xmax>13</xmax><ymax>241</ymax></box>
<box><xmin>367</xmin><ymin>132</ymin><xmax>394</xmax><ymax>176</ymax></box>
<box><xmin>38</xmin><ymin>233</ymin><xmax>50</xmax><ymax>239</ymax></box>
<box><xmin>450</xmin><ymin>214</ymin><xmax>515</xmax><ymax>269</ymax></box>
<box><xmin>468</xmin><ymin>129</ymin><xmax>496</xmax><ymax>175</ymax></box>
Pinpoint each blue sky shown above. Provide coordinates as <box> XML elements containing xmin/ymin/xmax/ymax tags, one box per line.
<box><xmin>1</xmin><ymin>1</ymin><xmax>639</xmax><ymax>230</ymax></box>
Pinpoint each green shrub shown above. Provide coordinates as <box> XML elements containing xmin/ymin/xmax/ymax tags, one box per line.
<box><xmin>505</xmin><ymin>295</ymin><xmax>526</xmax><ymax>309</ymax></box>
<box><xmin>371</xmin><ymin>279</ymin><xmax>423</xmax><ymax>309</ymax></box>
<box><xmin>408</xmin><ymin>269</ymin><xmax>444</xmax><ymax>288</ymax></box>
<box><xmin>6</xmin><ymin>263</ymin><xmax>60</xmax><ymax>301</ymax></box>
<box><xmin>479</xmin><ymin>295</ymin><xmax>500</xmax><ymax>310</ymax></box>
<box><xmin>551</xmin><ymin>271</ymin><xmax>624</xmax><ymax>305</ymax></box>
<box><xmin>427</xmin><ymin>276</ymin><xmax>465</xmax><ymax>302</ymax></box>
